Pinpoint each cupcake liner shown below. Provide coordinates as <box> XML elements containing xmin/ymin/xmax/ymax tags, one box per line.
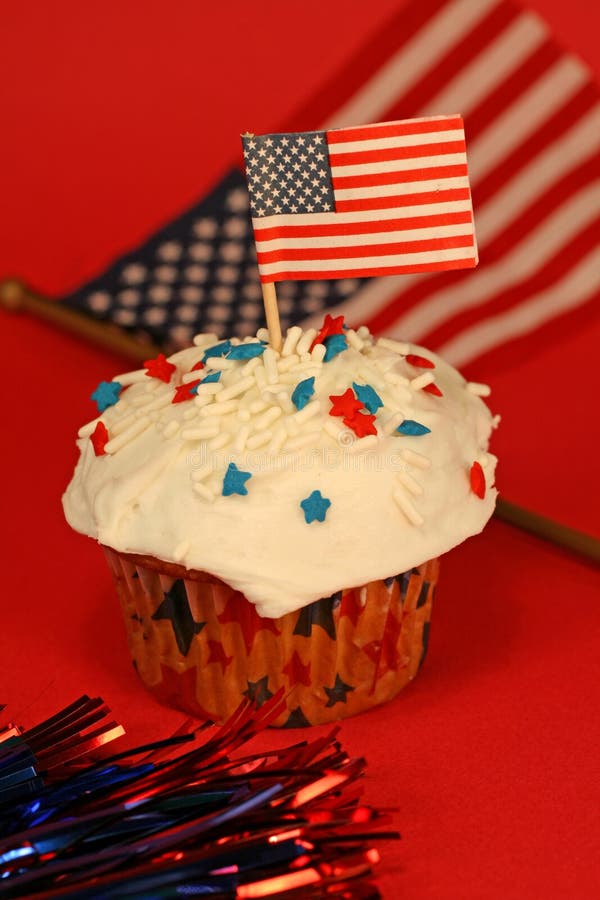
<box><xmin>103</xmin><ymin>546</ymin><xmax>438</xmax><ymax>727</ymax></box>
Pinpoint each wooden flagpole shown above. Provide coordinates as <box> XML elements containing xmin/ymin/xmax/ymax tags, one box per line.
<box><xmin>260</xmin><ymin>281</ymin><xmax>283</xmax><ymax>352</ymax></box>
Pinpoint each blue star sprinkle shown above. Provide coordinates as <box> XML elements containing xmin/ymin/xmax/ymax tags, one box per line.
<box><xmin>227</xmin><ymin>342</ymin><xmax>266</xmax><ymax>360</ymax></box>
<box><xmin>323</xmin><ymin>333</ymin><xmax>348</xmax><ymax>362</ymax></box>
<box><xmin>222</xmin><ymin>462</ymin><xmax>252</xmax><ymax>496</ymax></box>
<box><xmin>352</xmin><ymin>382</ymin><xmax>383</xmax><ymax>414</ymax></box>
<box><xmin>202</xmin><ymin>340</ymin><xmax>232</xmax><ymax>362</ymax></box>
<box><xmin>291</xmin><ymin>376</ymin><xmax>315</xmax><ymax>411</ymax></box>
<box><xmin>396</xmin><ymin>419</ymin><xmax>431</xmax><ymax>436</ymax></box>
<box><xmin>90</xmin><ymin>381</ymin><xmax>122</xmax><ymax>412</ymax></box>
<box><xmin>199</xmin><ymin>370</ymin><xmax>221</xmax><ymax>384</ymax></box>
<box><xmin>300</xmin><ymin>490</ymin><xmax>331</xmax><ymax>524</ymax></box>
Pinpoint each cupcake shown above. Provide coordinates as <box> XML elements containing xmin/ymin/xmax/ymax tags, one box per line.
<box><xmin>63</xmin><ymin>319</ymin><xmax>497</xmax><ymax>726</ymax></box>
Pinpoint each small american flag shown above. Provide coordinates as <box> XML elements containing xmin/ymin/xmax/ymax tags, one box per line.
<box><xmin>242</xmin><ymin>116</ymin><xmax>478</xmax><ymax>283</ymax></box>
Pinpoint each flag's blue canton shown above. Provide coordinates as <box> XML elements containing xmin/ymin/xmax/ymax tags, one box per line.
<box><xmin>62</xmin><ymin>168</ymin><xmax>366</xmax><ymax>349</ymax></box>
<box><xmin>242</xmin><ymin>132</ymin><xmax>335</xmax><ymax>218</ymax></box>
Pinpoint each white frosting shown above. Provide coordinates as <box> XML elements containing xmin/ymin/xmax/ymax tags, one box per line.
<box><xmin>63</xmin><ymin>326</ymin><xmax>498</xmax><ymax>617</ymax></box>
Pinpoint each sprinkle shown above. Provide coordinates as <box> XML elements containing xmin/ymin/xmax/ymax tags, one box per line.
<box><xmin>467</xmin><ymin>381</ymin><xmax>492</xmax><ymax>397</ymax></box>
<box><xmin>208</xmin><ymin>432</ymin><xmax>232</xmax><ymax>450</ymax></box>
<box><xmin>255</xmin><ymin>406</ymin><xmax>283</xmax><ymax>430</ymax></box>
<box><xmin>345</xmin><ymin>329</ymin><xmax>364</xmax><ymax>351</ymax></box>
<box><xmin>191</xmin><ymin>463</ymin><xmax>212</xmax><ymax>482</ymax></box>
<box><xmin>192</xmin><ymin>332</ymin><xmax>218</xmax><ymax>346</ymax></box>
<box><xmin>193</xmin><ymin>482</ymin><xmax>215</xmax><ymax>501</ymax></box>
<box><xmin>254</xmin><ymin>366</ymin><xmax>267</xmax><ymax>391</ymax></box>
<box><xmin>410</xmin><ymin>372</ymin><xmax>435</xmax><ymax>391</ymax></box>
<box><xmin>329</xmin><ymin>388</ymin><xmax>364</xmax><ymax>419</ymax></box>
<box><xmin>343</xmin><ymin>411</ymin><xmax>377</xmax><ymax>438</ymax></box>
<box><xmin>296</xmin><ymin>328</ymin><xmax>318</xmax><ymax>356</ymax></box>
<box><xmin>173</xmin><ymin>540</ymin><xmax>189</xmax><ymax>562</ymax></box>
<box><xmin>183</xmin><ymin>406</ymin><xmax>199</xmax><ymax>419</ymax></box>
<box><xmin>78</xmin><ymin>416</ymin><xmax>103</xmax><ymax>438</ymax></box>
<box><xmin>237</xmin><ymin>409</ymin><xmax>251</xmax><ymax>422</ymax></box>
<box><xmin>200</xmin><ymin>400</ymin><xmax>238</xmax><ymax>417</ymax></box>
<box><xmin>234</xmin><ymin>424</ymin><xmax>250</xmax><ymax>453</ymax></box>
<box><xmin>393</xmin><ymin>489</ymin><xmax>424</xmax><ymax>526</ymax></box>
<box><xmin>357</xmin><ymin>325</ymin><xmax>371</xmax><ymax>339</ymax></box>
<box><xmin>104</xmin><ymin>417</ymin><xmax>151</xmax><ymax>454</ymax></box>
<box><xmin>405</xmin><ymin>354</ymin><xmax>435</xmax><ymax>369</ymax></box>
<box><xmin>357</xmin><ymin>365</ymin><xmax>386</xmax><ymax>391</ymax></box>
<box><xmin>382</xmin><ymin>411</ymin><xmax>406</xmax><ymax>435</ymax></box>
<box><xmin>90</xmin><ymin>421</ymin><xmax>109</xmax><ymax>456</ymax></box>
<box><xmin>222</xmin><ymin>462</ymin><xmax>252</xmax><ymax>496</ymax></box>
<box><xmin>172</xmin><ymin>381</ymin><xmax>201</xmax><ymax>403</ymax></box>
<box><xmin>401</xmin><ymin>448</ymin><xmax>431</xmax><ymax>470</ymax></box>
<box><xmin>300</xmin><ymin>490</ymin><xmax>331</xmax><ymax>524</ymax></box>
<box><xmin>163</xmin><ymin>420</ymin><xmax>180</xmax><ymax>438</ymax></box>
<box><xmin>294</xmin><ymin>399</ymin><xmax>321</xmax><ymax>425</ymax></box>
<box><xmin>144</xmin><ymin>353</ymin><xmax>176</xmax><ymax>383</ymax></box>
<box><xmin>217</xmin><ymin>375</ymin><xmax>254</xmax><ymax>402</ymax></box>
<box><xmin>352</xmin><ymin>382</ymin><xmax>383</xmax><ymax>414</ymax></box>
<box><xmin>145</xmin><ymin>392</ymin><xmax>173</xmax><ymax>412</ymax></box>
<box><xmin>323</xmin><ymin>333</ymin><xmax>348</xmax><ymax>361</ymax></box>
<box><xmin>256</xmin><ymin>327</ymin><xmax>270</xmax><ymax>342</ymax></box>
<box><xmin>285</xmin><ymin>416</ymin><xmax>300</xmax><ymax>436</ymax></box>
<box><xmin>227</xmin><ymin>342</ymin><xmax>266</xmax><ymax>360</ymax></box>
<box><xmin>195</xmin><ymin>382</ymin><xmax>223</xmax><ymax>398</ymax></box>
<box><xmin>248</xmin><ymin>400</ymin><xmax>267</xmax><ymax>415</ymax></box>
<box><xmin>241</xmin><ymin>356</ymin><xmax>261</xmax><ymax>376</ymax></box>
<box><xmin>193</xmin><ymin>393</ymin><xmax>212</xmax><ymax>409</ymax></box>
<box><xmin>291</xmin><ymin>376</ymin><xmax>315</xmax><ymax>411</ymax></box>
<box><xmin>205</xmin><ymin>357</ymin><xmax>237</xmax><ymax>370</ymax></box>
<box><xmin>109</xmin><ymin>412</ymin><xmax>137</xmax><ymax>436</ymax></box>
<box><xmin>396</xmin><ymin>470</ymin><xmax>423</xmax><ymax>496</ymax></box>
<box><xmin>311</xmin><ymin>313</ymin><xmax>345</xmax><ymax>350</ymax></box>
<box><xmin>378</xmin><ymin>337</ymin><xmax>410</xmax><ymax>355</ymax></box>
<box><xmin>281</xmin><ymin>325</ymin><xmax>303</xmax><ymax>357</ymax></box>
<box><xmin>323</xmin><ymin>419</ymin><xmax>344</xmax><ymax>442</ymax></box>
<box><xmin>384</xmin><ymin>371</ymin><xmax>410</xmax><ymax>387</ymax></box>
<box><xmin>90</xmin><ymin>381</ymin><xmax>122</xmax><ymax>412</ymax></box>
<box><xmin>112</xmin><ymin>369</ymin><xmax>148</xmax><ymax>386</ymax></box>
<box><xmin>311</xmin><ymin>342</ymin><xmax>327</xmax><ymax>363</ymax></box>
<box><xmin>191</xmin><ymin>360</ymin><xmax>206</xmax><ymax>371</ymax></box>
<box><xmin>277</xmin><ymin>390</ymin><xmax>294</xmax><ymax>413</ymax></box>
<box><xmin>396</xmin><ymin>419</ymin><xmax>431</xmax><ymax>436</ymax></box>
<box><xmin>246</xmin><ymin>430</ymin><xmax>273</xmax><ymax>450</ymax></box>
<box><xmin>470</xmin><ymin>461</ymin><xmax>486</xmax><ymax>499</ymax></box>
<box><xmin>199</xmin><ymin>370</ymin><xmax>222</xmax><ymax>385</ymax></box>
<box><xmin>181</xmin><ymin>424</ymin><xmax>220</xmax><ymax>440</ymax></box>
<box><xmin>202</xmin><ymin>340</ymin><xmax>232</xmax><ymax>362</ymax></box>
<box><xmin>263</xmin><ymin>347</ymin><xmax>280</xmax><ymax>384</ymax></box>
<box><xmin>267</xmin><ymin>425</ymin><xmax>287</xmax><ymax>454</ymax></box>
<box><xmin>348</xmin><ymin>434</ymin><xmax>379</xmax><ymax>453</ymax></box>
<box><xmin>285</xmin><ymin>430</ymin><xmax>321</xmax><ymax>451</ymax></box>
<box><xmin>276</xmin><ymin>354</ymin><xmax>300</xmax><ymax>372</ymax></box>
<box><xmin>182</xmin><ymin>369</ymin><xmax>206</xmax><ymax>383</ymax></box>
<box><xmin>423</xmin><ymin>382</ymin><xmax>443</xmax><ymax>397</ymax></box>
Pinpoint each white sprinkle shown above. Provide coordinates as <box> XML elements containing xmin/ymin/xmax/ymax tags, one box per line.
<box><xmin>191</xmin><ymin>463</ymin><xmax>212</xmax><ymax>482</ymax></box>
<box><xmin>311</xmin><ymin>343</ymin><xmax>326</xmax><ymax>363</ymax></box>
<box><xmin>281</xmin><ymin>325</ymin><xmax>302</xmax><ymax>357</ymax></box>
<box><xmin>155</xmin><ymin>421</ymin><xmax>164</xmax><ymax>433</ymax></box>
<box><xmin>110</xmin><ymin>412</ymin><xmax>140</xmax><ymax>436</ymax></box>
<box><xmin>296</xmin><ymin>328</ymin><xmax>317</xmax><ymax>356</ymax></box>
<box><xmin>276</xmin><ymin>354</ymin><xmax>300</xmax><ymax>372</ymax></box>
<box><xmin>285</xmin><ymin>430</ymin><xmax>321</xmax><ymax>451</ymax></box>
<box><xmin>78</xmin><ymin>417</ymin><xmax>102</xmax><ymax>438</ymax></box>
<box><xmin>410</xmin><ymin>372</ymin><xmax>435</xmax><ymax>391</ymax></box>
<box><xmin>195</xmin><ymin>381</ymin><xmax>223</xmax><ymax>396</ymax></box>
<box><xmin>385</xmin><ymin>371</ymin><xmax>410</xmax><ymax>387</ymax></box>
<box><xmin>181</xmin><ymin>424</ymin><xmax>220</xmax><ymax>441</ymax></box>
<box><xmin>182</xmin><ymin>369</ymin><xmax>206</xmax><ymax>383</ymax></box>
<box><xmin>205</xmin><ymin>357</ymin><xmax>236</xmax><ymax>371</ymax></box>
<box><xmin>183</xmin><ymin>406</ymin><xmax>198</xmax><ymax>420</ymax></box>
<box><xmin>393</xmin><ymin>489</ymin><xmax>424</xmax><ymax>526</ymax></box>
<box><xmin>163</xmin><ymin>420</ymin><xmax>180</xmax><ymax>438</ymax></box>
<box><xmin>467</xmin><ymin>381</ymin><xmax>492</xmax><ymax>397</ymax></box>
<box><xmin>255</xmin><ymin>406</ymin><xmax>283</xmax><ymax>430</ymax></box>
<box><xmin>396</xmin><ymin>470</ymin><xmax>423</xmax><ymax>496</ymax></box>
<box><xmin>348</xmin><ymin>435</ymin><xmax>379</xmax><ymax>453</ymax></box>
<box><xmin>112</xmin><ymin>369</ymin><xmax>147</xmax><ymax>385</ymax></box>
<box><xmin>279</xmin><ymin>370</ymin><xmax>320</xmax><ymax>385</ymax></box>
<box><xmin>401</xmin><ymin>448</ymin><xmax>431</xmax><ymax>470</ymax></box>
<box><xmin>200</xmin><ymin>400</ymin><xmax>238</xmax><ymax>417</ymax></box>
<box><xmin>373</xmin><ymin>355</ymin><xmax>398</xmax><ymax>373</ymax></box>
<box><xmin>285</xmin><ymin>416</ymin><xmax>300</xmax><ymax>437</ymax></box>
<box><xmin>263</xmin><ymin>347</ymin><xmax>279</xmax><ymax>385</ymax></box>
<box><xmin>192</xmin><ymin>332</ymin><xmax>218</xmax><ymax>347</ymax></box>
<box><xmin>173</xmin><ymin>540</ymin><xmax>189</xmax><ymax>562</ymax></box>
<box><xmin>345</xmin><ymin>329</ymin><xmax>364</xmax><ymax>351</ymax></box>
<box><xmin>217</xmin><ymin>376</ymin><xmax>255</xmax><ymax>402</ymax></box>
<box><xmin>208</xmin><ymin>432</ymin><xmax>232</xmax><ymax>450</ymax></box>
<box><xmin>193</xmin><ymin>393</ymin><xmax>213</xmax><ymax>408</ymax></box>
<box><xmin>241</xmin><ymin>356</ymin><xmax>261</xmax><ymax>376</ymax></box>
<box><xmin>378</xmin><ymin>337</ymin><xmax>410</xmax><ymax>355</ymax></box>
<box><xmin>254</xmin><ymin>366</ymin><xmax>267</xmax><ymax>392</ymax></box>
<box><xmin>105</xmin><ymin>417</ymin><xmax>151</xmax><ymax>454</ymax></box>
<box><xmin>193</xmin><ymin>482</ymin><xmax>215</xmax><ymax>501</ymax></box>
<box><xmin>357</xmin><ymin>325</ymin><xmax>371</xmax><ymax>340</ymax></box>
<box><xmin>267</xmin><ymin>425</ymin><xmax>287</xmax><ymax>455</ymax></box>
<box><xmin>294</xmin><ymin>399</ymin><xmax>321</xmax><ymax>425</ymax></box>
<box><xmin>276</xmin><ymin>391</ymin><xmax>294</xmax><ymax>413</ymax></box>
<box><xmin>129</xmin><ymin>392</ymin><xmax>156</xmax><ymax>408</ymax></box>
<box><xmin>234</xmin><ymin>425</ymin><xmax>250</xmax><ymax>453</ymax></box>
<box><xmin>323</xmin><ymin>419</ymin><xmax>344</xmax><ymax>442</ymax></box>
<box><xmin>237</xmin><ymin>409</ymin><xmax>251</xmax><ymax>422</ymax></box>
<box><xmin>246</xmin><ymin>429</ymin><xmax>273</xmax><ymax>450</ymax></box>
<box><xmin>249</xmin><ymin>399</ymin><xmax>268</xmax><ymax>415</ymax></box>
<box><xmin>256</xmin><ymin>327</ymin><xmax>270</xmax><ymax>342</ymax></box>
<box><xmin>300</xmin><ymin>352</ymin><xmax>312</xmax><ymax>364</ymax></box>
<box><xmin>146</xmin><ymin>392</ymin><xmax>173</xmax><ymax>412</ymax></box>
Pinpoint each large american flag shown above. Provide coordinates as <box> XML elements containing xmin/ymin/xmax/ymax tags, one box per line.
<box><xmin>63</xmin><ymin>0</ymin><xmax>600</xmax><ymax>375</ymax></box>
<box><xmin>242</xmin><ymin>116</ymin><xmax>478</xmax><ymax>282</ymax></box>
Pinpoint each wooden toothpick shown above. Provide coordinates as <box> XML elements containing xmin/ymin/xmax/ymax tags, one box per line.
<box><xmin>261</xmin><ymin>281</ymin><xmax>283</xmax><ymax>351</ymax></box>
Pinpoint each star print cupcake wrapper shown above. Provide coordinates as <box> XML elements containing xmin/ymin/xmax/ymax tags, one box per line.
<box><xmin>103</xmin><ymin>547</ymin><xmax>438</xmax><ymax>727</ymax></box>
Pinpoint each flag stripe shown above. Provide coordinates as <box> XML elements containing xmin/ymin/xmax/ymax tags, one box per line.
<box><xmin>257</xmin><ymin>234</ymin><xmax>476</xmax><ymax>265</ymax></box>
<box><xmin>328</xmin><ymin>139</ymin><xmax>466</xmax><ymax>167</ymax></box>
<box><xmin>328</xmin><ymin>130</ymin><xmax>466</xmax><ymax>156</ymax></box>
<box><xmin>253</xmin><ymin>210</ymin><xmax>474</xmax><ymax>242</ymax></box>
<box><xmin>330</xmin><ymin>154</ymin><xmax>468</xmax><ymax>179</ymax></box>
<box><xmin>327</xmin><ymin>116</ymin><xmax>464</xmax><ymax>144</ymax></box>
<box><xmin>334</xmin><ymin>187</ymin><xmax>472</xmax><ymax>213</ymax></box>
<box><xmin>260</xmin><ymin>256</ymin><xmax>478</xmax><ymax>281</ymax></box>
<box><xmin>331</xmin><ymin>163</ymin><xmax>469</xmax><ymax>190</ymax></box>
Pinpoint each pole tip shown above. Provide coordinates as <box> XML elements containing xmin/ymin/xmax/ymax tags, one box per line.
<box><xmin>0</xmin><ymin>278</ymin><xmax>26</xmax><ymax>312</ymax></box>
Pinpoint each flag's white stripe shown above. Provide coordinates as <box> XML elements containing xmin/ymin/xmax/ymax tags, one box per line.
<box><xmin>256</xmin><ymin>223</ymin><xmax>475</xmax><ymax>252</ymax></box>
<box><xmin>252</xmin><ymin>199</ymin><xmax>474</xmax><ymax>231</ymax></box>
<box><xmin>437</xmin><ymin>247</ymin><xmax>600</xmax><ymax>366</ymax></box>
<box><xmin>384</xmin><ymin>181</ymin><xmax>600</xmax><ymax>340</ymax></box>
<box><xmin>330</xmin><ymin>152</ymin><xmax>467</xmax><ymax>177</ymax></box>
<box><xmin>467</xmin><ymin>56</ymin><xmax>589</xmax><ymax>182</ymax></box>
<box><xmin>328</xmin><ymin>128</ymin><xmax>465</xmax><ymax>154</ymax></box>
<box><xmin>259</xmin><ymin>246</ymin><xmax>476</xmax><ymax>277</ymax></box>
<box><xmin>322</xmin><ymin>0</ymin><xmax>501</xmax><ymax>129</ymax></box>
<box><xmin>334</xmin><ymin>175</ymin><xmax>471</xmax><ymax>201</ymax></box>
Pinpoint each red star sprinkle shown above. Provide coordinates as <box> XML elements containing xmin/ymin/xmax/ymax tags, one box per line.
<box><xmin>343</xmin><ymin>411</ymin><xmax>377</xmax><ymax>438</ymax></box>
<box><xmin>282</xmin><ymin>650</ymin><xmax>312</xmax><ymax>686</ymax></box>
<box><xmin>144</xmin><ymin>353</ymin><xmax>176</xmax><ymax>383</ymax></box>
<box><xmin>90</xmin><ymin>421</ymin><xmax>109</xmax><ymax>456</ymax></box>
<box><xmin>191</xmin><ymin>360</ymin><xmax>205</xmax><ymax>372</ymax></box>
<box><xmin>311</xmin><ymin>314</ymin><xmax>346</xmax><ymax>350</ymax></box>
<box><xmin>329</xmin><ymin>388</ymin><xmax>364</xmax><ymax>419</ymax></box>
<box><xmin>470</xmin><ymin>461</ymin><xmax>486</xmax><ymax>499</ymax></box>
<box><xmin>423</xmin><ymin>382</ymin><xmax>443</xmax><ymax>397</ymax></box>
<box><xmin>405</xmin><ymin>354</ymin><xmax>435</xmax><ymax>369</ymax></box>
<box><xmin>172</xmin><ymin>381</ymin><xmax>201</xmax><ymax>403</ymax></box>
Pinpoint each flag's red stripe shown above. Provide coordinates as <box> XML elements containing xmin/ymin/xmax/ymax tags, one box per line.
<box><xmin>332</xmin><ymin>164</ymin><xmax>468</xmax><ymax>190</ymax></box>
<box><xmin>253</xmin><ymin>210</ymin><xmax>474</xmax><ymax>242</ymax></box>
<box><xmin>335</xmin><ymin>187</ymin><xmax>473</xmax><ymax>212</ymax></box>
<box><xmin>257</xmin><ymin>234</ymin><xmax>476</xmax><ymax>265</ymax></box>
<box><xmin>328</xmin><ymin>139</ymin><xmax>467</xmax><ymax>167</ymax></box>
<box><xmin>327</xmin><ymin>116</ymin><xmax>464</xmax><ymax>145</ymax></box>
<box><xmin>260</xmin><ymin>256</ymin><xmax>477</xmax><ymax>283</ymax></box>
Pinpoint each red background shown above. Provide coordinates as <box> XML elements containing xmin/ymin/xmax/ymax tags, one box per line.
<box><xmin>1</xmin><ymin>2</ymin><xmax>599</xmax><ymax>897</ymax></box>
